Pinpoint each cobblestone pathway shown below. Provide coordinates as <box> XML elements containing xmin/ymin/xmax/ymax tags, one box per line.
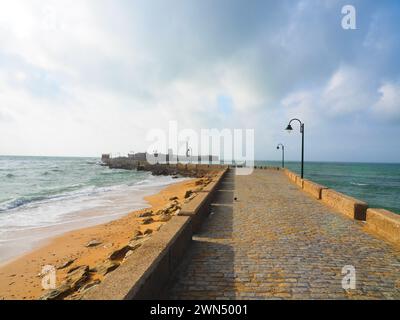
<box><xmin>167</xmin><ymin>169</ymin><xmax>400</xmax><ymax>300</ymax></box>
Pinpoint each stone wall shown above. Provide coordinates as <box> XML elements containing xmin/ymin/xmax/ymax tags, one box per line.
<box><xmin>83</xmin><ymin>167</ymin><xmax>228</xmax><ymax>300</ymax></box>
<box><xmin>283</xmin><ymin>168</ymin><xmax>399</xmax><ymax>246</ymax></box>
<box><xmin>365</xmin><ymin>208</ymin><xmax>400</xmax><ymax>246</ymax></box>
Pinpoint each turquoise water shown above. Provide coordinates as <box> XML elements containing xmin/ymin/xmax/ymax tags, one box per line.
<box><xmin>255</xmin><ymin>161</ymin><xmax>400</xmax><ymax>214</ymax></box>
<box><xmin>0</xmin><ymin>156</ymin><xmax>150</xmax><ymax>212</ymax></box>
<box><xmin>0</xmin><ymin>156</ymin><xmax>185</xmax><ymax>263</ymax></box>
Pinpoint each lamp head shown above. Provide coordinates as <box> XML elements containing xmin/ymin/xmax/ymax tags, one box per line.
<box><xmin>277</xmin><ymin>146</ymin><xmax>280</xmax><ymax>150</ymax></box>
<box><xmin>285</xmin><ymin>124</ymin><xmax>293</xmax><ymax>132</ymax></box>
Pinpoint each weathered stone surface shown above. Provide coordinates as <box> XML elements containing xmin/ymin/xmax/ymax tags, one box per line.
<box><xmin>78</xmin><ymin>280</ymin><xmax>101</xmax><ymax>294</ymax></box>
<box><xmin>86</xmin><ymin>240</ymin><xmax>102</xmax><ymax>248</ymax></box>
<box><xmin>302</xmin><ymin>180</ymin><xmax>327</xmax><ymax>200</ymax></box>
<box><xmin>132</xmin><ymin>230</ymin><xmax>143</xmax><ymax>240</ymax></box>
<box><xmin>167</xmin><ymin>169</ymin><xmax>400</xmax><ymax>300</ymax></box>
<box><xmin>65</xmin><ymin>266</ymin><xmax>90</xmax><ymax>290</ymax></box>
<box><xmin>94</xmin><ymin>261</ymin><xmax>120</xmax><ymax>276</ymax></box>
<box><xmin>169</xmin><ymin>196</ymin><xmax>179</xmax><ymax>201</ymax></box>
<box><xmin>138</xmin><ymin>211</ymin><xmax>153</xmax><ymax>218</ymax></box>
<box><xmin>158</xmin><ymin>214</ymin><xmax>172</xmax><ymax>222</ymax></box>
<box><xmin>127</xmin><ymin>237</ymin><xmax>149</xmax><ymax>250</ymax></box>
<box><xmin>321</xmin><ymin>189</ymin><xmax>368</xmax><ymax>220</ymax></box>
<box><xmin>141</xmin><ymin>217</ymin><xmax>154</xmax><ymax>225</ymax></box>
<box><xmin>109</xmin><ymin>246</ymin><xmax>133</xmax><ymax>261</ymax></box>
<box><xmin>366</xmin><ymin>208</ymin><xmax>400</xmax><ymax>245</ymax></box>
<box><xmin>39</xmin><ymin>284</ymin><xmax>72</xmax><ymax>300</ymax></box>
<box><xmin>184</xmin><ymin>190</ymin><xmax>193</xmax><ymax>199</ymax></box>
<box><xmin>57</xmin><ymin>258</ymin><xmax>76</xmax><ymax>270</ymax></box>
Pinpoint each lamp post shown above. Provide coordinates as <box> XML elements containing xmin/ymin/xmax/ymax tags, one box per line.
<box><xmin>276</xmin><ymin>144</ymin><xmax>285</xmax><ymax>168</ymax></box>
<box><xmin>285</xmin><ymin>118</ymin><xmax>305</xmax><ymax>179</ymax></box>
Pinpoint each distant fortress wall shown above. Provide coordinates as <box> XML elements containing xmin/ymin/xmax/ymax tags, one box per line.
<box><xmin>283</xmin><ymin>168</ymin><xmax>400</xmax><ymax>247</ymax></box>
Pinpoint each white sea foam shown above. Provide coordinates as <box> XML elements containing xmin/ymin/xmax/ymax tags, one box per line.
<box><xmin>0</xmin><ymin>171</ymin><xmax>187</xmax><ymax>264</ymax></box>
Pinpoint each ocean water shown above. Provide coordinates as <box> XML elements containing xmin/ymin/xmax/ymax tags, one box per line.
<box><xmin>0</xmin><ymin>156</ymin><xmax>186</xmax><ymax>264</ymax></box>
<box><xmin>255</xmin><ymin>161</ymin><xmax>400</xmax><ymax>214</ymax></box>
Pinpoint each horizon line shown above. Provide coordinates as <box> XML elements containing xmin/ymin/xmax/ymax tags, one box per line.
<box><xmin>0</xmin><ymin>154</ymin><xmax>399</xmax><ymax>165</ymax></box>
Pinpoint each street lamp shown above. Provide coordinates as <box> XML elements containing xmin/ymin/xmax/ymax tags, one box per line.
<box><xmin>285</xmin><ymin>118</ymin><xmax>305</xmax><ymax>179</ymax></box>
<box><xmin>276</xmin><ymin>144</ymin><xmax>285</xmax><ymax>168</ymax></box>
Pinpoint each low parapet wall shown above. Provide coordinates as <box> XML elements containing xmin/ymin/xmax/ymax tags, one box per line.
<box><xmin>365</xmin><ymin>208</ymin><xmax>400</xmax><ymax>246</ymax></box>
<box><xmin>83</xmin><ymin>216</ymin><xmax>192</xmax><ymax>300</ymax></box>
<box><xmin>178</xmin><ymin>192</ymin><xmax>211</xmax><ymax>232</ymax></box>
<box><xmin>283</xmin><ymin>168</ymin><xmax>399</xmax><ymax>246</ymax></box>
<box><xmin>302</xmin><ymin>179</ymin><xmax>328</xmax><ymax>200</ymax></box>
<box><xmin>320</xmin><ymin>189</ymin><xmax>368</xmax><ymax>221</ymax></box>
<box><xmin>83</xmin><ymin>167</ymin><xmax>228</xmax><ymax>300</ymax></box>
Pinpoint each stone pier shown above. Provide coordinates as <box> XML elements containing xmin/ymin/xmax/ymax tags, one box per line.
<box><xmin>165</xmin><ymin>169</ymin><xmax>400</xmax><ymax>300</ymax></box>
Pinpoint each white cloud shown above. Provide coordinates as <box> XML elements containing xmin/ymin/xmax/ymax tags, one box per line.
<box><xmin>372</xmin><ymin>83</ymin><xmax>400</xmax><ymax>121</ymax></box>
<box><xmin>0</xmin><ymin>1</ymin><xmax>399</xmax><ymax>160</ymax></box>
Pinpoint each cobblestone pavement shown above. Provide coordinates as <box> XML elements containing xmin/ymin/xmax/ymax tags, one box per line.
<box><xmin>166</xmin><ymin>169</ymin><xmax>400</xmax><ymax>300</ymax></box>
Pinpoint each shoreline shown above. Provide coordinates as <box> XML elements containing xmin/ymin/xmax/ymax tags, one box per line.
<box><xmin>0</xmin><ymin>177</ymin><xmax>207</xmax><ymax>300</ymax></box>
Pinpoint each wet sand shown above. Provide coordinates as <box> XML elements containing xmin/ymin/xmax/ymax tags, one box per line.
<box><xmin>0</xmin><ymin>178</ymin><xmax>202</xmax><ymax>300</ymax></box>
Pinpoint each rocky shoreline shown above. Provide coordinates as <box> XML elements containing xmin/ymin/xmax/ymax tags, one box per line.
<box><xmin>38</xmin><ymin>176</ymin><xmax>214</xmax><ymax>300</ymax></box>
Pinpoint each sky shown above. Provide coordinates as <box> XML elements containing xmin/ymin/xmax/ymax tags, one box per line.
<box><xmin>0</xmin><ymin>0</ymin><xmax>399</xmax><ymax>162</ymax></box>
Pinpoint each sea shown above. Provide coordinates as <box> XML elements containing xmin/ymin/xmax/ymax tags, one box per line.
<box><xmin>255</xmin><ymin>161</ymin><xmax>400</xmax><ymax>214</ymax></box>
<box><xmin>0</xmin><ymin>156</ymin><xmax>187</xmax><ymax>264</ymax></box>
<box><xmin>1</xmin><ymin>156</ymin><xmax>399</xmax><ymax>264</ymax></box>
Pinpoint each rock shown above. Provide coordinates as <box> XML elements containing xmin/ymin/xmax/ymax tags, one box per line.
<box><xmin>108</xmin><ymin>246</ymin><xmax>133</xmax><ymax>261</ymax></box>
<box><xmin>195</xmin><ymin>180</ymin><xmax>204</xmax><ymax>186</ymax></box>
<box><xmin>172</xmin><ymin>176</ymin><xmax>179</xmax><ymax>179</ymax></box>
<box><xmin>65</xmin><ymin>266</ymin><xmax>90</xmax><ymax>290</ymax></box>
<box><xmin>138</xmin><ymin>210</ymin><xmax>153</xmax><ymax>218</ymax></box>
<box><xmin>78</xmin><ymin>280</ymin><xmax>101</xmax><ymax>294</ymax></box>
<box><xmin>39</xmin><ymin>284</ymin><xmax>72</xmax><ymax>300</ymax></box>
<box><xmin>94</xmin><ymin>260</ymin><xmax>120</xmax><ymax>276</ymax></box>
<box><xmin>169</xmin><ymin>196</ymin><xmax>179</xmax><ymax>201</ymax></box>
<box><xmin>143</xmin><ymin>229</ymin><xmax>153</xmax><ymax>235</ymax></box>
<box><xmin>123</xmin><ymin>250</ymin><xmax>134</xmax><ymax>261</ymax></box>
<box><xmin>57</xmin><ymin>258</ymin><xmax>76</xmax><ymax>270</ymax></box>
<box><xmin>131</xmin><ymin>230</ymin><xmax>143</xmax><ymax>240</ymax></box>
<box><xmin>127</xmin><ymin>237</ymin><xmax>149</xmax><ymax>251</ymax></box>
<box><xmin>184</xmin><ymin>190</ymin><xmax>193</xmax><ymax>199</ymax></box>
<box><xmin>141</xmin><ymin>217</ymin><xmax>154</xmax><ymax>225</ymax></box>
<box><xmin>158</xmin><ymin>214</ymin><xmax>172</xmax><ymax>222</ymax></box>
<box><xmin>86</xmin><ymin>240</ymin><xmax>102</xmax><ymax>248</ymax></box>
